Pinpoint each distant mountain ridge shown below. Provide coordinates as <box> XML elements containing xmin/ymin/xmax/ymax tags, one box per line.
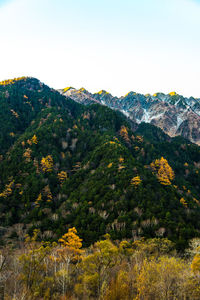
<box><xmin>59</xmin><ymin>87</ymin><xmax>200</xmax><ymax>145</ymax></box>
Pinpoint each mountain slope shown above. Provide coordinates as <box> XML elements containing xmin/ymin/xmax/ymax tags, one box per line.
<box><xmin>0</xmin><ymin>78</ymin><xmax>200</xmax><ymax>250</ymax></box>
<box><xmin>0</xmin><ymin>77</ymin><xmax>77</xmax><ymax>155</ymax></box>
<box><xmin>60</xmin><ymin>88</ymin><xmax>200</xmax><ymax>145</ymax></box>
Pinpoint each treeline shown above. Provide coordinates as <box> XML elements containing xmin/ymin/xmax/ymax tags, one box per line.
<box><xmin>0</xmin><ymin>228</ymin><xmax>200</xmax><ymax>299</ymax></box>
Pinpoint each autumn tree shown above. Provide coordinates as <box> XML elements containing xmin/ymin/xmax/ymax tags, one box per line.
<box><xmin>0</xmin><ymin>180</ymin><xmax>14</xmax><ymax>198</ymax></box>
<box><xmin>104</xmin><ymin>269</ymin><xmax>132</xmax><ymax>300</ymax></box>
<box><xmin>0</xmin><ymin>77</ymin><xmax>27</xmax><ymax>85</ymax></box>
<box><xmin>31</xmin><ymin>134</ymin><xmax>38</xmax><ymax>144</ymax></box>
<box><xmin>185</xmin><ymin>241</ymin><xmax>200</xmax><ymax>300</ymax></box>
<box><xmin>131</xmin><ymin>176</ymin><xmax>142</xmax><ymax>187</ymax></box>
<box><xmin>180</xmin><ymin>197</ymin><xmax>188</xmax><ymax>208</ymax></box>
<box><xmin>191</xmin><ymin>245</ymin><xmax>200</xmax><ymax>275</ymax></box>
<box><xmin>75</xmin><ymin>235</ymin><xmax>118</xmax><ymax>299</ymax></box>
<box><xmin>136</xmin><ymin>257</ymin><xmax>188</xmax><ymax>300</ymax></box>
<box><xmin>119</xmin><ymin>126</ymin><xmax>130</xmax><ymax>143</ymax></box>
<box><xmin>119</xmin><ymin>157</ymin><xmax>124</xmax><ymax>163</ymax></box>
<box><xmin>150</xmin><ymin>157</ymin><xmax>175</xmax><ymax>185</ymax></box>
<box><xmin>19</xmin><ymin>230</ymin><xmax>53</xmax><ymax>298</ymax></box>
<box><xmin>186</xmin><ymin>238</ymin><xmax>200</xmax><ymax>257</ymax></box>
<box><xmin>35</xmin><ymin>193</ymin><xmax>42</xmax><ymax>207</ymax></box>
<box><xmin>43</xmin><ymin>185</ymin><xmax>53</xmax><ymax>203</ymax></box>
<box><xmin>23</xmin><ymin>148</ymin><xmax>32</xmax><ymax>162</ymax></box>
<box><xmin>57</xmin><ymin>171</ymin><xmax>67</xmax><ymax>185</ymax></box>
<box><xmin>41</xmin><ymin>155</ymin><xmax>53</xmax><ymax>172</ymax></box>
<box><xmin>56</xmin><ymin>228</ymin><xmax>83</xmax><ymax>296</ymax></box>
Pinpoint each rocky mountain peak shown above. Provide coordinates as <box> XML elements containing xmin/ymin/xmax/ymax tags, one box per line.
<box><xmin>59</xmin><ymin>87</ymin><xmax>200</xmax><ymax>145</ymax></box>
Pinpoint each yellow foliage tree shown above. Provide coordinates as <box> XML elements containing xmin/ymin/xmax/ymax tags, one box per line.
<box><xmin>180</xmin><ymin>197</ymin><xmax>188</xmax><ymax>208</ymax></box>
<box><xmin>41</xmin><ymin>155</ymin><xmax>53</xmax><ymax>172</ymax></box>
<box><xmin>19</xmin><ymin>229</ymin><xmax>53</xmax><ymax>297</ymax></box>
<box><xmin>58</xmin><ymin>227</ymin><xmax>83</xmax><ymax>259</ymax></box>
<box><xmin>57</xmin><ymin>171</ymin><xmax>67</xmax><ymax>184</ymax></box>
<box><xmin>31</xmin><ymin>134</ymin><xmax>38</xmax><ymax>144</ymax></box>
<box><xmin>105</xmin><ymin>270</ymin><xmax>132</xmax><ymax>300</ymax></box>
<box><xmin>23</xmin><ymin>148</ymin><xmax>32</xmax><ymax>162</ymax></box>
<box><xmin>191</xmin><ymin>252</ymin><xmax>200</xmax><ymax>275</ymax></box>
<box><xmin>150</xmin><ymin>157</ymin><xmax>175</xmax><ymax>185</ymax></box>
<box><xmin>0</xmin><ymin>77</ymin><xmax>27</xmax><ymax>85</ymax></box>
<box><xmin>131</xmin><ymin>176</ymin><xmax>142</xmax><ymax>187</ymax></box>
<box><xmin>119</xmin><ymin>157</ymin><xmax>124</xmax><ymax>163</ymax></box>
<box><xmin>119</xmin><ymin>126</ymin><xmax>130</xmax><ymax>142</ymax></box>
<box><xmin>57</xmin><ymin>228</ymin><xmax>83</xmax><ymax>295</ymax></box>
<box><xmin>0</xmin><ymin>180</ymin><xmax>14</xmax><ymax>198</ymax></box>
<box><xmin>75</xmin><ymin>237</ymin><xmax>118</xmax><ymax>299</ymax></box>
<box><xmin>136</xmin><ymin>257</ymin><xmax>188</xmax><ymax>299</ymax></box>
<box><xmin>35</xmin><ymin>193</ymin><xmax>42</xmax><ymax>207</ymax></box>
<box><xmin>136</xmin><ymin>135</ymin><xmax>143</xmax><ymax>142</ymax></box>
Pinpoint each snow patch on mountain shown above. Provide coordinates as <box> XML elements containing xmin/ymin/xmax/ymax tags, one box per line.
<box><xmin>177</xmin><ymin>116</ymin><xmax>184</xmax><ymax>127</ymax></box>
<box><xmin>59</xmin><ymin>87</ymin><xmax>200</xmax><ymax>145</ymax></box>
<box><xmin>121</xmin><ymin>109</ymin><xmax>130</xmax><ymax>118</ymax></box>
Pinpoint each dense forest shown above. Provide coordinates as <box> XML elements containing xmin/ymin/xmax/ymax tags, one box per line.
<box><xmin>0</xmin><ymin>227</ymin><xmax>200</xmax><ymax>299</ymax></box>
<box><xmin>0</xmin><ymin>77</ymin><xmax>200</xmax><ymax>299</ymax></box>
<box><xmin>0</xmin><ymin>77</ymin><xmax>200</xmax><ymax>253</ymax></box>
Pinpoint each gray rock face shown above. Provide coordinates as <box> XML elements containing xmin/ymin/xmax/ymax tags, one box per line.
<box><xmin>60</xmin><ymin>88</ymin><xmax>200</xmax><ymax>145</ymax></box>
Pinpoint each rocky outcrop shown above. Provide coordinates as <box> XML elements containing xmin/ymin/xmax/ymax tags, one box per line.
<box><xmin>60</xmin><ymin>88</ymin><xmax>200</xmax><ymax>145</ymax></box>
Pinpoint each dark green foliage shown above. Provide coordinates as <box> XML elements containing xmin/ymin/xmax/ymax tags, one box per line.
<box><xmin>0</xmin><ymin>77</ymin><xmax>200</xmax><ymax>250</ymax></box>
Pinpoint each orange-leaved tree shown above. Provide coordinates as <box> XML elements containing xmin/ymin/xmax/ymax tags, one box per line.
<box><xmin>58</xmin><ymin>227</ymin><xmax>83</xmax><ymax>261</ymax></box>
<box><xmin>57</xmin><ymin>171</ymin><xmax>67</xmax><ymax>185</ymax></box>
<box><xmin>41</xmin><ymin>155</ymin><xmax>53</xmax><ymax>172</ymax></box>
<box><xmin>191</xmin><ymin>246</ymin><xmax>200</xmax><ymax>275</ymax></box>
<box><xmin>119</xmin><ymin>126</ymin><xmax>130</xmax><ymax>143</ymax></box>
<box><xmin>56</xmin><ymin>227</ymin><xmax>83</xmax><ymax>296</ymax></box>
<box><xmin>31</xmin><ymin>134</ymin><xmax>38</xmax><ymax>144</ymax></box>
<box><xmin>131</xmin><ymin>176</ymin><xmax>142</xmax><ymax>188</ymax></box>
<box><xmin>150</xmin><ymin>157</ymin><xmax>175</xmax><ymax>185</ymax></box>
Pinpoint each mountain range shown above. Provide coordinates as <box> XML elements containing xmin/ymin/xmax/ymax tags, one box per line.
<box><xmin>60</xmin><ymin>87</ymin><xmax>200</xmax><ymax>145</ymax></box>
<box><xmin>0</xmin><ymin>77</ymin><xmax>200</xmax><ymax>250</ymax></box>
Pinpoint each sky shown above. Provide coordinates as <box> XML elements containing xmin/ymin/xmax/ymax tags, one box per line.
<box><xmin>0</xmin><ymin>0</ymin><xmax>200</xmax><ymax>98</ymax></box>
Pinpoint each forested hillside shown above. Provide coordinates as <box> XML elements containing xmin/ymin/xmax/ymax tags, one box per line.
<box><xmin>0</xmin><ymin>77</ymin><xmax>200</xmax><ymax>251</ymax></box>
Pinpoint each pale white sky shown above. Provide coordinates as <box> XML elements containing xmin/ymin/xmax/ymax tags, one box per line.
<box><xmin>0</xmin><ymin>0</ymin><xmax>200</xmax><ymax>97</ymax></box>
